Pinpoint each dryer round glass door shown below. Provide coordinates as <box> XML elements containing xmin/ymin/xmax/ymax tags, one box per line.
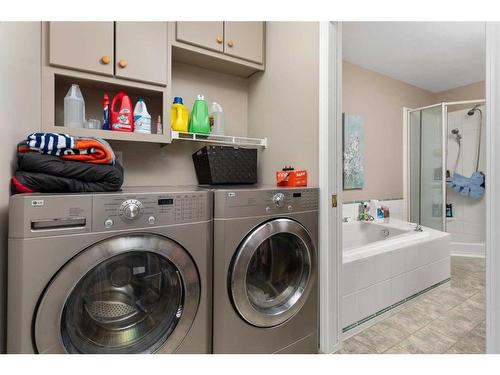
<box><xmin>230</xmin><ymin>218</ymin><xmax>317</xmax><ymax>327</ymax></box>
<box><xmin>35</xmin><ymin>234</ymin><xmax>200</xmax><ymax>354</ymax></box>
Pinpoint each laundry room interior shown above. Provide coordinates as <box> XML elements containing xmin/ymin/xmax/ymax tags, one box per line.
<box><xmin>0</xmin><ymin>19</ymin><xmax>493</xmax><ymax>357</ymax></box>
<box><xmin>0</xmin><ymin>21</ymin><xmax>320</xmax><ymax>355</ymax></box>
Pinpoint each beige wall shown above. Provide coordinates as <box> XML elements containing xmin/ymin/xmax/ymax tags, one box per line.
<box><xmin>342</xmin><ymin>62</ymin><xmax>435</xmax><ymax>202</ymax></box>
<box><xmin>115</xmin><ymin>62</ymin><xmax>249</xmax><ymax>186</ymax></box>
<box><xmin>0</xmin><ymin>22</ymin><xmax>42</xmax><ymax>352</ymax></box>
<box><xmin>434</xmin><ymin>81</ymin><xmax>485</xmax><ymax>103</ymax></box>
<box><xmin>248</xmin><ymin>22</ymin><xmax>319</xmax><ymax>186</ymax></box>
<box><xmin>343</xmin><ymin>60</ymin><xmax>485</xmax><ymax>203</ymax></box>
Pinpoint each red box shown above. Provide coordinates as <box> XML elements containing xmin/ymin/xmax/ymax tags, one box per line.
<box><xmin>276</xmin><ymin>170</ymin><xmax>308</xmax><ymax>187</ymax></box>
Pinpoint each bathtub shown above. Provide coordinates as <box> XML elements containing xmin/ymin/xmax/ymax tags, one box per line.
<box><xmin>341</xmin><ymin>219</ymin><xmax>451</xmax><ymax>331</ymax></box>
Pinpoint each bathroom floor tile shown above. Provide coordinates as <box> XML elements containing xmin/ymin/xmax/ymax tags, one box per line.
<box><xmin>339</xmin><ymin>256</ymin><xmax>486</xmax><ymax>355</ymax></box>
<box><xmin>384</xmin><ymin>326</ymin><xmax>456</xmax><ymax>354</ymax></box>
<box><xmin>408</xmin><ymin>297</ymin><xmax>451</xmax><ymax>319</ymax></box>
<box><xmin>425</xmin><ymin>309</ymin><xmax>479</xmax><ymax>342</ymax></box>
<box><xmin>446</xmin><ymin>322</ymin><xmax>486</xmax><ymax>354</ymax></box>
<box><xmin>337</xmin><ymin>337</ymin><xmax>378</xmax><ymax>354</ymax></box>
<box><xmin>349</xmin><ymin>325</ymin><xmax>403</xmax><ymax>353</ymax></box>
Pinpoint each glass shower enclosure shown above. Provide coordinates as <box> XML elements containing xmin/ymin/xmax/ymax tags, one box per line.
<box><xmin>407</xmin><ymin>104</ymin><xmax>447</xmax><ymax>231</ymax></box>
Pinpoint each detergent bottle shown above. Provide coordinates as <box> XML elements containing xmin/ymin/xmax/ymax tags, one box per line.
<box><xmin>102</xmin><ymin>94</ymin><xmax>110</xmax><ymax>130</ymax></box>
<box><xmin>210</xmin><ymin>102</ymin><xmax>225</xmax><ymax>135</ymax></box>
<box><xmin>64</xmin><ymin>84</ymin><xmax>85</xmax><ymax>128</ymax></box>
<box><xmin>170</xmin><ymin>96</ymin><xmax>189</xmax><ymax>132</ymax></box>
<box><xmin>133</xmin><ymin>99</ymin><xmax>151</xmax><ymax>134</ymax></box>
<box><xmin>110</xmin><ymin>91</ymin><xmax>133</xmax><ymax>132</ymax></box>
<box><xmin>188</xmin><ymin>94</ymin><xmax>210</xmax><ymax>134</ymax></box>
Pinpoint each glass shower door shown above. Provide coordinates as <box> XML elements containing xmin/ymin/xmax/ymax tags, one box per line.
<box><xmin>408</xmin><ymin>105</ymin><xmax>445</xmax><ymax>231</ymax></box>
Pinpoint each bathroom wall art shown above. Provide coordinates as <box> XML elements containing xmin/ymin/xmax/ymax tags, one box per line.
<box><xmin>343</xmin><ymin>113</ymin><xmax>365</xmax><ymax>190</ymax></box>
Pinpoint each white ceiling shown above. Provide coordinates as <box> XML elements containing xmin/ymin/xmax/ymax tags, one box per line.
<box><xmin>342</xmin><ymin>22</ymin><xmax>486</xmax><ymax>93</ymax></box>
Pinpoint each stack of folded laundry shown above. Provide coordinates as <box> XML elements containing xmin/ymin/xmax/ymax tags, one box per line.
<box><xmin>11</xmin><ymin>132</ymin><xmax>124</xmax><ymax>193</ymax></box>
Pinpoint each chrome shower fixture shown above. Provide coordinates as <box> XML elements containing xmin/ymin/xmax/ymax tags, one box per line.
<box><xmin>467</xmin><ymin>104</ymin><xmax>481</xmax><ymax>116</ymax></box>
<box><xmin>451</xmin><ymin>128</ymin><xmax>462</xmax><ymax>142</ymax></box>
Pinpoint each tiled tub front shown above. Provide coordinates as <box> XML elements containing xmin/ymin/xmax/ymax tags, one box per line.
<box><xmin>342</xmin><ymin>220</ymin><xmax>451</xmax><ymax>331</ymax></box>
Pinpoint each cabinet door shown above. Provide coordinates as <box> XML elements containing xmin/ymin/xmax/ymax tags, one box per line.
<box><xmin>176</xmin><ymin>22</ymin><xmax>224</xmax><ymax>53</ymax></box>
<box><xmin>49</xmin><ymin>22</ymin><xmax>114</xmax><ymax>75</ymax></box>
<box><xmin>115</xmin><ymin>22</ymin><xmax>168</xmax><ymax>86</ymax></box>
<box><xmin>224</xmin><ymin>22</ymin><xmax>264</xmax><ymax>64</ymax></box>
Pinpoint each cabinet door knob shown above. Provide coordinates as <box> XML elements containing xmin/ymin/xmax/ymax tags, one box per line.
<box><xmin>101</xmin><ymin>55</ymin><xmax>110</xmax><ymax>65</ymax></box>
<box><xmin>216</xmin><ymin>36</ymin><xmax>223</xmax><ymax>44</ymax></box>
<box><xmin>118</xmin><ymin>59</ymin><xmax>128</xmax><ymax>68</ymax></box>
<box><xmin>227</xmin><ymin>40</ymin><xmax>234</xmax><ymax>48</ymax></box>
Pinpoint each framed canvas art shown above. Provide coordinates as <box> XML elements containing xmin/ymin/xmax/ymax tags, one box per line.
<box><xmin>343</xmin><ymin>113</ymin><xmax>365</xmax><ymax>190</ymax></box>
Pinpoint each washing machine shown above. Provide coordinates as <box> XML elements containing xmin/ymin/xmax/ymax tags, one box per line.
<box><xmin>212</xmin><ymin>186</ymin><xmax>319</xmax><ymax>353</ymax></box>
<box><xmin>7</xmin><ymin>187</ymin><xmax>212</xmax><ymax>354</ymax></box>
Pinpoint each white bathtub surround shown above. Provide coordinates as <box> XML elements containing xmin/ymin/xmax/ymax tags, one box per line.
<box><xmin>446</xmin><ymin>107</ymin><xmax>486</xmax><ymax>257</ymax></box>
<box><xmin>341</xmin><ymin>219</ymin><xmax>451</xmax><ymax>330</ymax></box>
<box><xmin>343</xmin><ymin>198</ymin><xmax>406</xmax><ymax>221</ymax></box>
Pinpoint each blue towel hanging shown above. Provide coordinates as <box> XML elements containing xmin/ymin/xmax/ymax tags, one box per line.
<box><xmin>446</xmin><ymin>171</ymin><xmax>485</xmax><ymax>199</ymax></box>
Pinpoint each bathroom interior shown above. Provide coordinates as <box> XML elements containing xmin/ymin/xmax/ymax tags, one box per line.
<box><xmin>339</xmin><ymin>22</ymin><xmax>486</xmax><ymax>354</ymax></box>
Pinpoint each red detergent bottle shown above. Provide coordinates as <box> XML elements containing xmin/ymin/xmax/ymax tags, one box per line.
<box><xmin>110</xmin><ymin>91</ymin><xmax>134</xmax><ymax>132</ymax></box>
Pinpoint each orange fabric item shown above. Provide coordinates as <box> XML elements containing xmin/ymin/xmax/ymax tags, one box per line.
<box><xmin>57</xmin><ymin>139</ymin><xmax>114</xmax><ymax>165</ymax></box>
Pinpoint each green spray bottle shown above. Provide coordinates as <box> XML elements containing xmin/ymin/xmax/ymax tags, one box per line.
<box><xmin>188</xmin><ymin>94</ymin><xmax>210</xmax><ymax>134</ymax></box>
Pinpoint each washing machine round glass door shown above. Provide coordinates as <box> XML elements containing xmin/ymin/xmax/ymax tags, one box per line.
<box><xmin>34</xmin><ymin>234</ymin><xmax>200</xmax><ymax>354</ymax></box>
<box><xmin>230</xmin><ymin>218</ymin><xmax>316</xmax><ymax>327</ymax></box>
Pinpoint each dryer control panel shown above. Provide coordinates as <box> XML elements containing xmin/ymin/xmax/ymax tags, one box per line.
<box><xmin>214</xmin><ymin>187</ymin><xmax>319</xmax><ymax>219</ymax></box>
<box><xmin>93</xmin><ymin>191</ymin><xmax>210</xmax><ymax>232</ymax></box>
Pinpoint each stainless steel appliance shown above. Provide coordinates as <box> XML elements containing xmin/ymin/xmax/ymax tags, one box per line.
<box><xmin>212</xmin><ymin>187</ymin><xmax>319</xmax><ymax>353</ymax></box>
<box><xmin>7</xmin><ymin>187</ymin><xmax>212</xmax><ymax>354</ymax></box>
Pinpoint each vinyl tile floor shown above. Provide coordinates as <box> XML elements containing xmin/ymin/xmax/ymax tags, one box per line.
<box><xmin>338</xmin><ymin>256</ymin><xmax>486</xmax><ymax>354</ymax></box>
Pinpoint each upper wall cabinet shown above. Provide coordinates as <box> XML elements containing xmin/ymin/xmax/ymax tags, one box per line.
<box><xmin>224</xmin><ymin>22</ymin><xmax>264</xmax><ymax>64</ymax></box>
<box><xmin>115</xmin><ymin>22</ymin><xmax>168</xmax><ymax>85</ymax></box>
<box><xmin>49</xmin><ymin>22</ymin><xmax>114</xmax><ymax>76</ymax></box>
<box><xmin>48</xmin><ymin>22</ymin><xmax>168</xmax><ymax>86</ymax></box>
<box><xmin>176</xmin><ymin>22</ymin><xmax>224</xmax><ymax>53</ymax></box>
<box><xmin>172</xmin><ymin>21</ymin><xmax>265</xmax><ymax>78</ymax></box>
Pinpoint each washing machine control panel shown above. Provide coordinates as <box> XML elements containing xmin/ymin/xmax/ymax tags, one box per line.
<box><xmin>272</xmin><ymin>193</ymin><xmax>285</xmax><ymax>208</ymax></box>
<box><xmin>119</xmin><ymin>199</ymin><xmax>143</xmax><ymax>220</ymax></box>
<box><xmin>92</xmin><ymin>191</ymin><xmax>209</xmax><ymax>231</ymax></box>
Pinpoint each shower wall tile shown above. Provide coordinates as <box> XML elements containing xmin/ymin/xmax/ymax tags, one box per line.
<box><xmin>446</xmin><ymin>107</ymin><xmax>486</xmax><ymax>250</ymax></box>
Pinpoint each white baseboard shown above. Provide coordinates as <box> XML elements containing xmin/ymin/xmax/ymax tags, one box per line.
<box><xmin>450</xmin><ymin>242</ymin><xmax>486</xmax><ymax>258</ymax></box>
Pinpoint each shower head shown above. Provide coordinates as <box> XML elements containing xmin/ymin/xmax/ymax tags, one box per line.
<box><xmin>451</xmin><ymin>128</ymin><xmax>462</xmax><ymax>143</ymax></box>
<box><xmin>467</xmin><ymin>104</ymin><xmax>481</xmax><ymax>116</ymax></box>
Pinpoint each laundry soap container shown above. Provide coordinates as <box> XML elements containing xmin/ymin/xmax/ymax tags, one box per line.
<box><xmin>210</xmin><ymin>102</ymin><xmax>225</xmax><ymax>135</ymax></box>
<box><xmin>170</xmin><ymin>96</ymin><xmax>189</xmax><ymax>132</ymax></box>
<box><xmin>110</xmin><ymin>91</ymin><xmax>133</xmax><ymax>132</ymax></box>
<box><xmin>64</xmin><ymin>84</ymin><xmax>85</xmax><ymax>128</ymax></box>
<box><xmin>188</xmin><ymin>95</ymin><xmax>210</xmax><ymax>134</ymax></box>
<box><xmin>133</xmin><ymin>99</ymin><xmax>151</xmax><ymax>134</ymax></box>
<box><xmin>192</xmin><ymin>146</ymin><xmax>257</xmax><ymax>185</ymax></box>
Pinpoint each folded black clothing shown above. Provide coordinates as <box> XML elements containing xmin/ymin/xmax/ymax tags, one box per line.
<box><xmin>12</xmin><ymin>152</ymin><xmax>124</xmax><ymax>193</ymax></box>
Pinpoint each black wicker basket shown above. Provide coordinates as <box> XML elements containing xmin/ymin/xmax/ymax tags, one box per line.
<box><xmin>192</xmin><ymin>145</ymin><xmax>257</xmax><ymax>185</ymax></box>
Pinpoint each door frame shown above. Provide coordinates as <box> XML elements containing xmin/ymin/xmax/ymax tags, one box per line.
<box><xmin>318</xmin><ymin>21</ymin><xmax>342</xmax><ymax>353</ymax></box>
<box><xmin>321</xmin><ymin>21</ymin><xmax>500</xmax><ymax>353</ymax></box>
<box><xmin>485</xmin><ymin>22</ymin><xmax>500</xmax><ymax>354</ymax></box>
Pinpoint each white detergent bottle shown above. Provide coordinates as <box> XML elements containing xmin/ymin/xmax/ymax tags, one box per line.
<box><xmin>64</xmin><ymin>84</ymin><xmax>85</xmax><ymax>128</ymax></box>
<box><xmin>210</xmin><ymin>102</ymin><xmax>225</xmax><ymax>135</ymax></box>
<box><xmin>133</xmin><ymin>99</ymin><xmax>151</xmax><ymax>134</ymax></box>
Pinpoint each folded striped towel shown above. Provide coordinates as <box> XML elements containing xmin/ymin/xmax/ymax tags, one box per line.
<box><xmin>18</xmin><ymin>133</ymin><xmax>116</xmax><ymax>165</ymax></box>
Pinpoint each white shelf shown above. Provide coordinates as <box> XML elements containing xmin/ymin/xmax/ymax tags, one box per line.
<box><xmin>171</xmin><ymin>131</ymin><xmax>268</xmax><ymax>148</ymax></box>
<box><xmin>53</xmin><ymin>126</ymin><xmax>170</xmax><ymax>144</ymax></box>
